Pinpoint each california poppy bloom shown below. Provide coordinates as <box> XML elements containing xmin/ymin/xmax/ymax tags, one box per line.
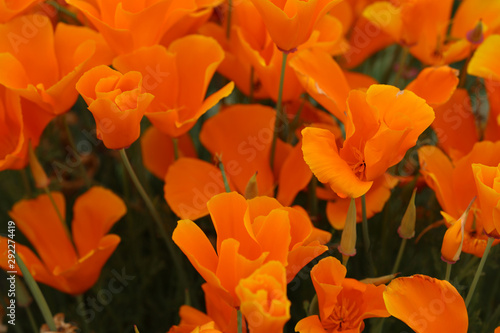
<box><xmin>468</xmin><ymin>34</ymin><xmax>500</xmax><ymax>81</ymax></box>
<box><xmin>302</xmin><ymin>84</ymin><xmax>434</xmax><ymax>198</ymax></box>
<box><xmin>383</xmin><ymin>275</ymin><xmax>468</xmax><ymax>333</ymax></box>
<box><xmin>172</xmin><ymin>192</ymin><xmax>331</xmax><ymax>307</ymax></box>
<box><xmin>295</xmin><ymin>256</ymin><xmax>389</xmax><ymax>332</ymax></box>
<box><xmin>0</xmin><ymin>187</ymin><xmax>126</xmax><ymax>295</ymax></box>
<box><xmin>236</xmin><ymin>261</ymin><xmax>291</xmax><ymax>333</ymax></box>
<box><xmin>113</xmin><ymin>35</ymin><xmax>234</xmax><ymax>138</ymax></box>
<box><xmin>418</xmin><ymin>143</ymin><xmax>500</xmax><ymax>257</ymax></box>
<box><xmin>76</xmin><ymin>65</ymin><xmax>154</xmax><ymax>149</ymax></box>
<box><xmin>248</xmin><ymin>0</ymin><xmax>340</xmax><ymax>52</ymax></box>
<box><xmin>0</xmin><ymin>14</ymin><xmax>113</xmax><ymax>115</ymax></box>
<box><xmin>473</xmin><ymin>163</ymin><xmax>500</xmax><ymax>238</ymax></box>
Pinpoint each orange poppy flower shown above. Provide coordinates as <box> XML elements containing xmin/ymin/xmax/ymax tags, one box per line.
<box><xmin>248</xmin><ymin>0</ymin><xmax>340</xmax><ymax>52</ymax></box>
<box><xmin>302</xmin><ymin>84</ymin><xmax>434</xmax><ymax>198</ymax></box>
<box><xmin>383</xmin><ymin>275</ymin><xmax>468</xmax><ymax>333</ymax></box>
<box><xmin>66</xmin><ymin>0</ymin><xmax>219</xmax><ymax>55</ymax></box>
<box><xmin>0</xmin><ymin>187</ymin><xmax>126</xmax><ymax>295</ymax></box>
<box><xmin>450</xmin><ymin>0</ymin><xmax>500</xmax><ymax>44</ymax></box>
<box><xmin>0</xmin><ymin>14</ymin><xmax>113</xmax><ymax>115</ymax></box>
<box><xmin>76</xmin><ymin>65</ymin><xmax>154</xmax><ymax>149</ymax></box>
<box><xmin>473</xmin><ymin>163</ymin><xmax>500</xmax><ymax>238</ymax></box>
<box><xmin>172</xmin><ymin>192</ymin><xmax>331</xmax><ymax>307</ymax></box>
<box><xmin>235</xmin><ymin>261</ymin><xmax>291</xmax><ymax>333</ymax></box>
<box><xmin>168</xmin><ymin>305</ymin><xmax>219</xmax><ymax>333</ymax></box>
<box><xmin>295</xmin><ymin>256</ymin><xmax>389</xmax><ymax>333</ymax></box>
<box><xmin>113</xmin><ymin>35</ymin><xmax>234</xmax><ymax>138</ymax></box>
<box><xmin>0</xmin><ymin>0</ymin><xmax>41</xmax><ymax>22</ymax></box>
<box><xmin>418</xmin><ymin>143</ymin><xmax>500</xmax><ymax>257</ymax></box>
<box><xmin>363</xmin><ymin>0</ymin><xmax>470</xmax><ymax>65</ymax></box>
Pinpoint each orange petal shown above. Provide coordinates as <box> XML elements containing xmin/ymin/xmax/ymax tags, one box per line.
<box><xmin>0</xmin><ymin>87</ymin><xmax>27</xmax><ymax>171</ymax></box>
<box><xmin>277</xmin><ymin>140</ymin><xmax>312</xmax><ymax>206</ymax></box>
<box><xmin>71</xmin><ymin>187</ymin><xmax>126</xmax><ymax>257</ymax></box>
<box><xmin>141</xmin><ymin>126</ymin><xmax>197</xmax><ymax>179</ymax></box>
<box><xmin>165</xmin><ymin>158</ymin><xmax>230</xmax><ymax>220</ymax></box>
<box><xmin>289</xmin><ymin>48</ymin><xmax>349</xmax><ymax>122</ymax></box>
<box><xmin>295</xmin><ymin>315</ymin><xmax>326</xmax><ymax>333</ymax></box>
<box><xmin>9</xmin><ymin>192</ymin><xmax>77</xmax><ymax>272</ymax></box>
<box><xmin>200</xmin><ymin>104</ymin><xmax>275</xmax><ymax>195</ymax></box>
<box><xmin>302</xmin><ymin>127</ymin><xmax>373</xmax><ymax>198</ymax></box>
<box><xmin>384</xmin><ymin>275</ymin><xmax>468</xmax><ymax>333</ymax></box>
<box><xmin>473</xmin><ymin>163</ymin><xmax>500</xmax><ymax>236</ymax></box>
<box><xmin>406</xmin><ymin>66</ymin><xmax>459</xmax><ymax>106</ymax></box>
<box><xmin>432</xmin><ymin>89</ymin><xmax>478</xmax><ymax>160</ymax></box>
<box><xmin>254</xmin><ymin>209</ymin><xmax>291</xmax><ymax>265</ymax></box>
<box><xmin>468</xmin><ymin>35</ymin><xmax>500</xmax><ymax>81</ymax></box>
<box><xmin>484</xmin><ymin>79</ymin><xmax>500</xmax><ymax>141</ymax></box>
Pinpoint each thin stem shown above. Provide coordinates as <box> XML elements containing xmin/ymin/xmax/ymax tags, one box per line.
<box><xmin>76</xmin><ymin>294</ymin><xmax>90</xmax><ymax>333</ymax></box>
<box><xmin>393</xmin><ymin>47</ymin><xmax>409</xmax><ymax>87</ymax></box>
<box><xmin>63</xmin><ymin>115</ymin><xmax>91</xmax><ymax>188</ymax></box>
<box><xmin>225</xmin><ymin>0</ymin><xmax>233</xmax><ymax>39</ymax></box>
<box><xmin>43</xmin><ymin>187</ymin><xmax>72</xmax><ymax>241</ymax></box>
<box><xmin>391</xmin><ymin>238</ymin><xmax>407</xmax><ymax>274</ymax></box>
<box><xmin>237</xmin><ymin>309</ymin><xmax>243</xmax><ymax>333</ymax></box>
<box><xmin>269</xmin><ymin>52</ymin><xmax>289</xmax><ymax>170</ymax></box>
<box><xmin>16</xmin><ymin>254</ymin><xmax>57</xmax><ymax>331</ymax></box>
<box><xmin>119</xmin><ymin>149</ymin><xmax>188</xmax><ymax>289</ymax></box>
<box><xmin>217</xmin><ymin>159</ymin><xmax>231</xmax><ymax>193</ymax></box>
<box><xmin>172</xmin><ymin>137</ymin><xmax>180</xmax><ymax>160</ymax></box>
<box><xmin>361</xmin><ymin>195</ymin><xmax>376</xmax><ymax>275</ymax></box>
<box><xmin>445</xmin><ymin>262</ymin><xmax>452</xmax><ymax>282</ymax></box>
<box><xmin>248</xmin><ymin>66</ymin><xmax>255</xmax><ymax>103</ymax></box>
<box><xmin>465</xmin><ymin>237</ymin><xmax>494</xmax><ymax>307</ymax></box>
<box><xmin>308</xmin><ymin>176</ymin><xmax>318</xmax><ymax>219</ymax></box>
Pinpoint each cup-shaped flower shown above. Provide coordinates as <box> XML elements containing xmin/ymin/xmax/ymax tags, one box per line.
<box><xmin>249</xmin><ymin>0</ymin><xmax>340</xmax><ymax>52</ymax></box>
<box><xmin>113</xmin><ymin>35</ymin><xmax>234</xmax><ymax>138</ymax></box>
<box><xmin>295</xmin><ymin>256</ymin><xmax>389</xmax><ymax>332</ymax></box>
<box><xmin>236</xmin><ymin>261</ymin><xmax>291</xmax><ymax>333</ymax></box>
<box><xmin>0</xmin><ymin>14</ymin><xmax>113</xmax><ymax>115</ymax></box>
<box><xmin>302</xmin><ymin>84</ymin><xmax>434</xmax><ymax>198</ymax></box>
<box><xmin>0</xmin><ymin>187</ymin><xmax>126</xmax><ymax>295</ymax></box>
<box><xmin>473</xmin><ymin>163</ymin><xmax>500</xmax><ymax>238</ymax></box>
<box><xmin>383</xmin><ymin>275</ymin><xmax>468</xmax><ymax>333</ymax></box>
<box><xmin>76</xmin><ymin>65</ymin><xmax>154</xmax><ymax>149</ymax></box>
<box><xmin>172</xmin><ymin>192</ymin><xmax>331</xmax><ymax>307</ymax></box>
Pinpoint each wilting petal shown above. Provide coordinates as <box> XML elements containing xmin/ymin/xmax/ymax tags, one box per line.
<box><xmin>384</xmin><ymin>275</ymin><xmax>468</xmax><ymax>333</ymax></box>
<box><xmin>71</xmin><ymin>187</ymin><xmax>126</xmax><ymax>257</ymax></box>
<box><xmin>165</xmin><ymin>158</ymin><xmax>231</xmax><ymax>220</ymax></box>
<box><xmin>302</xmin><ymin>126</ymin><xmax>373</xmax><ymax>198</ymax></box>
<box><xmin>406</xmin><ymin>66</ymin><xmax>459</xmax><ymax>106</ymax></box>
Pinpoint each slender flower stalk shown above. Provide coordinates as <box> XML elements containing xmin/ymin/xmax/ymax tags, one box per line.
<box><xmin>216</xmin><ymin>156</ymin><xmax>231</xmax><ymax>193</ymax></box>
<box><xmin>172</xmin><ymin>137</ymin><xmax>180</xmax><ymax>160</ymax></box>
<box><xmin>445</xmin><ymin>262</ymin><xmax>452</xmax><ymax>282</ymax></box>
<box><xmin>119</xmin><ymin>149</ymin><xmax>187</xmax><ymax>287</ymax></box>
<box><xmin>391</xmin><ymin>238</ymin><xmax>407</xmax><ymax>274</ymax></box>
<box><xmin>63</xmin><ymin>115</ymin><xmax>91</xmax><ymax>188</ymax></box>
<box><xmin>43</xmin><ymin>187</ymin><xmax>72</xmax><ymax>241</ymax></box>
<box><xmin>465</xmin><ymin>237</ymin><xmax>494</xmax><ymax>307</ymax></box>
<box><xmin>16</xmin><ymin>254</ymin><xmax>57</xmax><ymax>331</ymax></box>
<box><xmin>270</xmin><ymin>52</ymin><xmax>289</xmax><ymax>170</ymax></box>
<box><xmin>237</xmin><ymin>309</ymin><xmax>243</xmax><ymax>333</ymax></box>
<box><xmin>361</xmin><ymin>194</ymin><xmax>376</xmax><ymax>275</ymax></box>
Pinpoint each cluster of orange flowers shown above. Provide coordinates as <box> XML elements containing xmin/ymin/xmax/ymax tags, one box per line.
<box><xmin>0</xmin><ymin>0</ymin><xmax>500</xmax><ymax>332</ymax></box>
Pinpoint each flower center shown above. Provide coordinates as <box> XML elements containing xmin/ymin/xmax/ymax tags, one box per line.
<box><xmin>323</xmin><ymin>298</ymin><xmax>360</xmax><ymax>331</ymax></box>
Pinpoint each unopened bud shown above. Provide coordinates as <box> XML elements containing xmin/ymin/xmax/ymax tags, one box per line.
<box><xmin>361</xmin><ymin>273</ymin><xmax>398</xmax><ymax>286</ymax></box>
<box><xmin>398</xmin><ymin>188</ymin><xmax>417</xmax><ymax>239</ymax></box>
<box><xmin>441</xmin><ymin>197</ymin><xmax>475</xmax><ymax>264</ymax></box>
<box><xmin>244</xmin><ymin>172</ymin><xmax>259</xmax><ymax>199</ymax></box>
<box><xmin>338</xmin><ymin>198</ymin><xmax>357</xmax><ymax>259</ymax></box>
<box><xmin>28</xmin><ymin>142</ymin><xmax>50</xmax><ymax>188</ymax></box>
<box><xmin>466</xmin><ymin>20</ymin><xmax>484</xmax><ymax>45</ymax></box>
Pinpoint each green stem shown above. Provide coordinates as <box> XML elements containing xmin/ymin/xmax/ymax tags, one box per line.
<box><xmin>63</xmin><ymin>115</ymin><xmax>91</xmax><ymax>188</ymax></box>
<box><xmin>248</xmin><ymin>66</ymin><xmax>255</xmax><ymax>103</ymax></box>
<box><xmin>217</xmin><ymin>159</ymin><xmax>231</xmax><ymax>193</ymax></box>
<box><xmin>119</xmin><ymin>149</ymin><xmax>188</xmax><ymax>290</ymax></box>
<box><xmin>361</xmin><ymin>195</ymin><xmax>376</xmax><ymax>275</ymax></box>
<box><xmin>76</xmin><ymin>294</ymin><xmax>90</xmax><ymax>333</ymax></box>
<box><xmin>172</xmin><ymin>137</ymin><xmax>180</xmax><ymax>160</ymax></box>
<box><xmin>391</xmin><ymin>238</ymin><xmax>407</xmax><ymax>274</ymax></box>
<box><xmin>269</xmin><ymin>52</ymin><xmax>289</xmax><ymax>170</ymax></box>
<box><xmin>225</xmin><ymin>0</ymin><xmax>233</xmax><ymax>39</ymax></box>
<box><xmin>445</xmin><ymin>262</ymin><xmax>452</xmax><ymax>282</ymax></box>
<box><xmin>46</xmin><ymin>0</ymin><xmax>79</xmax><ymax>20</ymax></box>
<box><xmin>237</xmin><ymin>309</ymin><xmax>243</xmax><ymax>333</ymax></box>
<box><xmin>465</xmin><ymin>237</ymin><xmax>494</xmax><ymax>307</ymax></box>
<box><xmin>16</xmin><ymin>254</ymin><xmax>57</xmax><ymax>331</ymax></box>
<box><xmin>43</xmin><ymin>187</ymin><xmax>72</xmax><ymax>241</ymax></box>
